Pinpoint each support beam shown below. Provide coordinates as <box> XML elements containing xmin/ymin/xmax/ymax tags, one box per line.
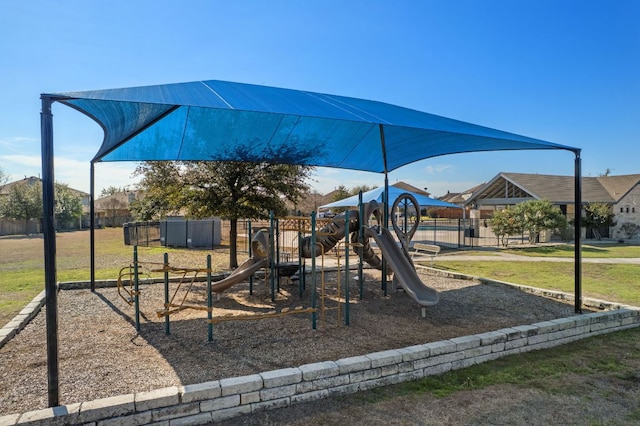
<box><xmin>90</xmin><ymin>162</ymin><xmax>95</xmax><ymax>291</ymax></box>
<box><xmin>574</xmin><ymin>151</ymin><xmax>582</xmax><ymax>313</ymax></box>
<box><xmin>41</xmin><ymin>95</ymin><xmax>59</xmax><ymax>407</ymax></box>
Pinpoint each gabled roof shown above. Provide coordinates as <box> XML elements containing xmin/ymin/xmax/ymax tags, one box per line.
<box><xmin>391</xmin><ymin>181</ymin><xmax>430</xmax><ymax>197</ymax></box>
<box><xmin>596</xmin><ymin>174</ymin><xmax>640</xmax><ymax>201</ymax></box>
<box><xmin>466</xmin><ymin>172</ymin><xmax>640</xmax><ymax>205</ymax></box>
<box><xmin>0</xmin><ymin>176</ymin><xmax>89</xmax><ymax>198</ymax></box>
<box><xmin>439</xmin><ymin>183</ymin><xmax>486</xmax><ymax>204</ymax></box>
<box><xmin>94</xmin><ymin>191</ymin><xmax>140</xmax><ymax>210</ymax></box>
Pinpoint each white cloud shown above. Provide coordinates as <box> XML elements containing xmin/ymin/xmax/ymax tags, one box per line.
<box><xmin>1</xmin><ymin>154</ymin><xmax>41</xmax><ymax>168</ymax></box>
<box><xmin>0</xmin><ymin>136</ymin><xmax>40</xmax><ymax>150</ymax></box>
<box><xmin>423</xmin><ymin>164</ymin><xmax>452</xmax><ymax>175</ymax></box>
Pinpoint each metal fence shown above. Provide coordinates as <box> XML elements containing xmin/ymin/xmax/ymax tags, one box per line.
<box><xmin>232</xmin><ymin>217</ymin><xmax>485</xmax><ymax>259</ymax></box>
<box><xmin>123</xmin><ymin>221</ymin><xmax>161</xmax><ymax>247</ymax></box>
<box><xmin>122</xmin><ymin>216</ymin><xmax>572</xmax><ymax>256</ymax></box>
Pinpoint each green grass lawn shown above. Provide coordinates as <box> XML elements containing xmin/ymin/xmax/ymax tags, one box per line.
<box><xmin>502</xmin><ymin>243</ymin><xmax>640</xmax><ymax>258</ymax></box>
<box><xmin>433</xmin><ymin>260</ymin><xmax>640</xmax><ymax>306</ymax></box>
<box><xmin>0</xmin><ymin>229</ymin><xmax>236</xmax><ymax>326</ymax></box>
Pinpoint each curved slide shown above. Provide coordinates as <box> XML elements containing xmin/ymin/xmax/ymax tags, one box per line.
<box><xmin>300</xmin><ymin>205</ymin><xmax>439</xmax><ymax>307</ymax></box>
<box><xmin>210</xmin><ymin>229</ymin><xmax>269</xmax><ymax>294</ymax></box>
<box><xmin>364</xmin><ymin>227</ymin><xmax>439</xmax><ymax>307</ymax></box>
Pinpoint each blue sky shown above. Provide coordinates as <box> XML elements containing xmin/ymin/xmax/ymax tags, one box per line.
<box><xmin>1</xmin><ymin>1</ymin><xmax>638</xmax><ymax>197</ymax></box>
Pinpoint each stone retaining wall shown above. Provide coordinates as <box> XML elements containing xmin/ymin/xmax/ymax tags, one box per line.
<box><xmin>2</xmin><ymin>306</ymin><xmax>639</xmax><ymax>425</ymax></box>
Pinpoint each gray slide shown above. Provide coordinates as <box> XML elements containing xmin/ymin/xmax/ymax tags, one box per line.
<box><xmin>364</xmin><ymin>227</ymin><xmax>439</xmax><ymax>307</ymax></box>
<box><xmin>211</xmin><ymin>229</ymin><xmax>269</xmax><ymax>294</ymax></box>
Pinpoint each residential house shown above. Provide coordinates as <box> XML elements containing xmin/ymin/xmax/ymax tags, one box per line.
<box><xmin>0</xmin><ymin>176</ymin><xmax>90</xmax><ymax>234</ymax></box>
<box><xmin>94</xmin><ymin>191</ymin><xmax>142</xmax><ymax>227</ymax></box>
<box><xmin>463</xmin><ymin>172</ymin><xmax>640</xmax><ymax>239</ymax></box>
<box><xmin>436</xmin><ymin>183</ymin><xmax>486</xmax><ymax>219</ymax></box>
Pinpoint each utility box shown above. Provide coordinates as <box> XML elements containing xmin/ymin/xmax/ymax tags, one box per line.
<box><xmin>187</xmin><ymin>219</ymin><xmax>222</xmax><ymax>248</ymax></box>
<box><xmin>160</xmin><ymin>217</ymin><xmax>221</xmax><ymax>248</ymax></box>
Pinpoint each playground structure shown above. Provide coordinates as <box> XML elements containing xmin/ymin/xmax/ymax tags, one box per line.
<box><xmin>116</xmin><ymin>192</ymin><xmax>440</xmax><ymax>340</ymax></box>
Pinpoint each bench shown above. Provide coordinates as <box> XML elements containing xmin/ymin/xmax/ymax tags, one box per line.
<box><xmin>410</xmin><ymin>243</ymin><xmax>441</xmax><ymax>265</ymax></box>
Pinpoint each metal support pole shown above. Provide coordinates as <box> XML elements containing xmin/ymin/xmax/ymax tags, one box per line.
<box><xmin>248</xmin><ymin>221</ymin><xmax>253</xmax><ymax>295</ymax></box>
<box><xmin>275</xmin><ymin>219</ymin><xmax>281</xmax><ymax>292</ymax></box>
<box><xmin>298</xmin><ymin>210</ymin><xmax>306</xmax><ymax>295</ymax></box>
<box><xmin>133</xmin><ymin>246</ymin><xmax>140</xmax><ymax>332</ymax></box>
<box><xmin>382</xmin><ymin>176</ymin><xmax>389</xmax><ymax>296</ymax></box>
<box><xmin>269</xmin><ymin>211</ymin><xmax>276</xmax><ymax>302</ymax></box>
<box><xmin>164</xmin><ymin>253</ymin><xmax>170</xmax><ymax>335</ymax></box>
<box><xmin>90</xmin><ymin>162</ymin><xmax>95</xmax><ymax>291</ymax></box>
<box><xmin>358</xmin><ymin>191</ymin><xmax>364</xmax><ymax>299</ymax></box>
<box><xmin>311</xmin><ymin>211</ymin><xmax>317</xmax><ymax>330</ymax></box>
<box><xmin>345</xmin><ymin>214</ymin><xmax>350</xmax><ymax>325</ymax></box>
<box><xmin>41</xmin><ymin>95</ymin><xmax>59</xmax><ymax>408</ymax></box>
<box><xmin>574</xmin><ymin>151</ymin><xmax>583</xmax><ymax>313</ymax></box>
<box><xmin>207</xmin><ymin>255</ymin><xmax>213</xmax><ymax>341</ymax></box>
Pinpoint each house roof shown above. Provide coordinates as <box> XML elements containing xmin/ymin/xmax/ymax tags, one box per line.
<box><xmin>439</xmin><ymin>183</ymin><xmax>486</xmax><ymax>204</ymax></box>
<box><xmin>0</xmin><ymin>176</ymin><xmax>89</xmax><ymax>198</ymax></box>
<box><xmin>596</xmin><ymin>174</ymin><xmax>640</xmax><ymax>201</ymax></box>
<box><xmin>94</xmin><ymin>192</ymin><xmax>138</xmax><ymax>211</ymax></box>
<box><xmin>466</xmin><ymin>172</ymin><xmax>640</xmax><ymax>205</ymax></box>
<box><xmin>391</xmin><ymin>181</ymin><xmax>430</xmax><ymax>197</ymax></box>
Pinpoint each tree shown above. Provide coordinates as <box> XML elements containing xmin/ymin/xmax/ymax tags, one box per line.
<box><xmin>514</xmin><ymin>199</ymin><xmax>567</xmax><ymax>244</ymax></box>
<box><xmin>54</xmin><ymin>184</ymin><xmax>83</xmax><ymax>229</ymax></box>
<box><xmin>582</xmin><ymin>202</ymin><xmax>616</xmax><ymax>240</ymax></box>
<box><xmin>0</xmin><ymin>179</ymin><xmax>84</xmax><ymax>233</ymax></box>
<box><xmin>331</xmin><ymin>185</ymin><xmax>351</xmax><ymax>202</ymax></box>
<box><xmin>350</xmin><ymin>185</ymin><xmax>374</xmax><ymax>196</ymax></box>
<box><xmin>619</xmin><ymin>222</ymin><xmax>640</xmax><ymax>240</ymax></box>
<box><xmin>134</xmin><ymin>144</ymin><xmax>315</xmax><ymax>268</ymax></box>
<box><xmin>489</xmin><ymin>200</ymin><xmax>567</xmax><ymax>246</ymax></box>
<box><xmin>488</xmin><ymin>207</ymin><xmax>523</xmax><ymax>246</ymax></box>
<box><xmin>131</xmin><ymin>161</ymin><xmax>185</xmax><ymax>221</ymax></box>
<box><xmin>0</xmin><ymin>180</ymin><xmax>42</xmax><ymax>231</ymax></box>
<box><xmin>100</xmin><ymin>185</ymin><xmax>126</xmax><ymax>197</ymax></box>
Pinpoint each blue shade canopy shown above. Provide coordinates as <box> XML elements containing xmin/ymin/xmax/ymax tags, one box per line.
<box><xmin>320</xmin><ymin>186</ymin><xmax>461</xmax><ymax>210</ymax></box>
<box><xmin>49</xmin><ymin>80</ymin><xmax>578</xmax><ymax>172</ymax></box>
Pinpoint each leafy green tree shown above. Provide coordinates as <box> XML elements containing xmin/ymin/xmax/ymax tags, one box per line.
<box><xmin>350</xmin><ymin>185</ymin><xmax>374</xmax><ymax>196</ymax></box>
<box><xmin>488</xmin><ymin>207</ymin><xmax>524</xmax><ymax>246</ymax></box>
<box><xmin>331</xmin><ymin>185</ymin><xmax>351</xmax><ymax>202</ymax></box>
<box><xmin>330</xmin><ymin>186</ymin><xmax>351</xmax><ymax>214</ymax></box>
<box><xmin>514</xmin><ymin>199</ymin><xmax>567</xmax><ymax>244</ymax></box>
<box><xmin>0</xmin><ymin>181</ymin><xmax>42</xmax><ymax>231</ymax></box>
<box><xmin>131</xmin><ymin>161</ymin><xmax>185</xmax><ymax>221</ymax></box>
<box><xmin>489</xmin><ymin>200</ymin><xmax>567</xmax><ymax>246</ymax></box>
<box><xmin>582</xmin><ymin>202</ymin><xmax>616</xmax><ymax>240</ymax></box>
<box><xmin>134</xmin><ymin>151</ymin><xmax>315</xmax><ymax>268</ymax></box>
<box><xmin>0</xmin><ymin>178</ymin><xmax>84</xmax><ymax>233</ymax></box>
<box><xmin>54</xmin><ymin>184</ymin><xmax>83</xmax><ymax>229</ymax></box>
<box><xmin>100</xmin><ymin>185</ymin><xmax>126</xmax><ymax>197</ymax></box>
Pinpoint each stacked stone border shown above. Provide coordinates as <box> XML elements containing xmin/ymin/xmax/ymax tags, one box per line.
<box><xmin>1</xmin><ymin>272</ymin><xmax>639</xmax><ymax>425</ymax></box>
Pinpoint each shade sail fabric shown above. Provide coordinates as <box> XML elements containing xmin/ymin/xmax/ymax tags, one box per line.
<box><xmin>48</xmin><ymin>80</ymin><xmax>578</xmax><ymax>172</ymax></box>
<box><xmin>320</xmin><ymin>186</ymin><xmax>461</xmax><ymax>210</ymax></box>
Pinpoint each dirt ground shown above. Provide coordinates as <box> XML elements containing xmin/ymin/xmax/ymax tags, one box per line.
<box><xmin>1</xmin><ymin>265</ymin><xmax>588</xmax><ymax>419</ymax></box>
